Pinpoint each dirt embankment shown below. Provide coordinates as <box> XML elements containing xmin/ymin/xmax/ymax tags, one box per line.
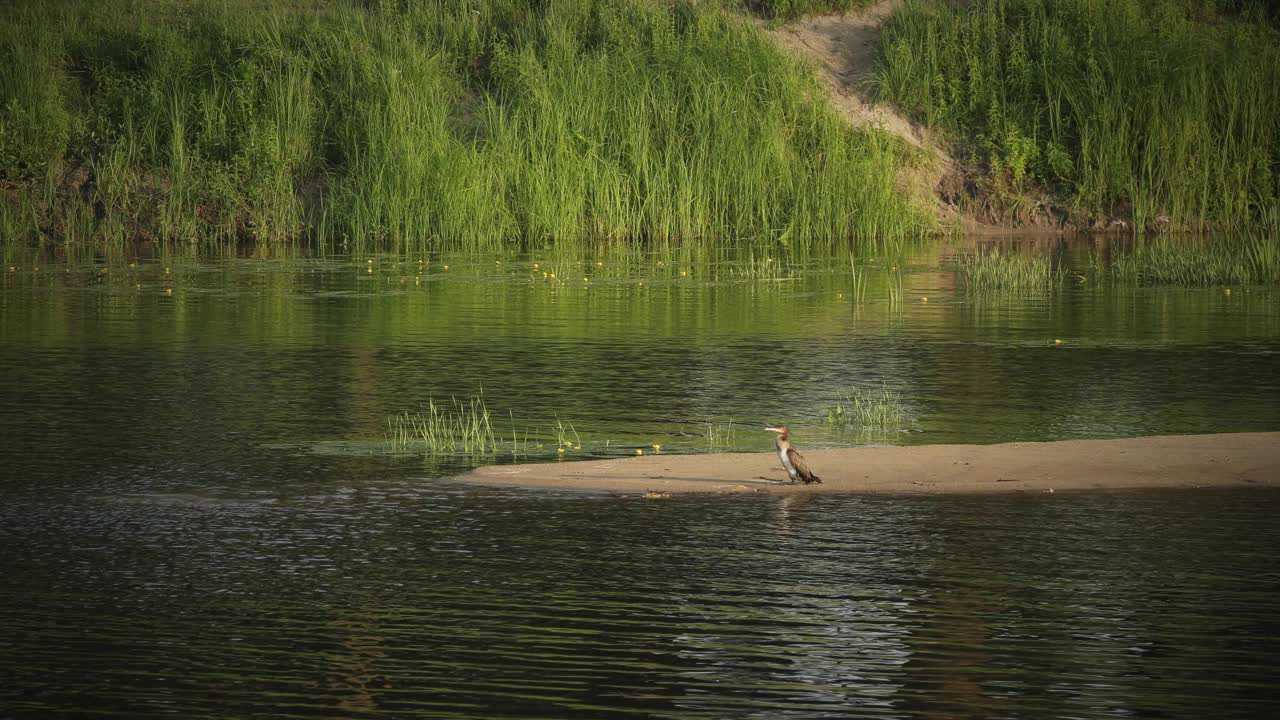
<box><xmin>457</xmin><ymin>432</ymin><xmax>1280</xmax><ymax>495</ymax></box>
<box><xmin>759</xmin><ymin>1</ymin><xmax>1061</xmax><ymax>231</ymax></box>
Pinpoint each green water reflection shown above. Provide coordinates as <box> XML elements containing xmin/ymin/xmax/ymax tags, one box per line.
<box><xmin>2</xmin><ymin>242</ymin><xmax>1278</xmax><ymax>478</ymax></box>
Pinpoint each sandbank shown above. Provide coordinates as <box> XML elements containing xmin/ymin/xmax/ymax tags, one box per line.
<box><xmin>457</xmin><ymin>432</ymin><xmax>1280</xmax><ymax>495</ymax></box>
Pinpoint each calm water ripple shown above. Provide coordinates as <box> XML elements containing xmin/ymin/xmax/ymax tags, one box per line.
<box><xmin>3</xmin><ymin>252</ymin><xmax>1279</xmax><ymax>717</ymax></box>
<box><xmin>3</xmin><ymin>488</ymin><xmax>1279</xmax><ymax>718</ymax></box>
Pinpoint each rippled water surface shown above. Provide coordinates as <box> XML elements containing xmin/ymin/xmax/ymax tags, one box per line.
<box><xmin>2</xmin><ymin>246</ymin><xmax>1278</xmax><ymax>717</ymax></box>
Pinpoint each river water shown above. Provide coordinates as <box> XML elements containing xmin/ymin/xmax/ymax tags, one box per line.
<box><xmin>2</xmin><ymin>244</ymin><xmax>1278</xmax><ymax>717</ymax></box>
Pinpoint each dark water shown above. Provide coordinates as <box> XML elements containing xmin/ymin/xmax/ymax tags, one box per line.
<box><xmin>3</xmin><ymin>488</ymin><xmax>1278</xmax><ymax>718</ymax></box>
<box><xmin>2</xmin><ymin>247</ymin><xmax>1279</xmax><ymax>717</ymax></box>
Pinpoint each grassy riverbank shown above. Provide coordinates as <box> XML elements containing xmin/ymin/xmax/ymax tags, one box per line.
<box><xmin>877</xmin><ymin>0</ymin><xmax>1280</xmax><ymax>230</ymax></box>
<box><xmin>748</xmin><ymin>0</ymin><xmax>875</xmax><ymax>20</ymax></box>
<box><xmin>0</xmin><ymin>0</ymin><xmax>932</xmax><ymax>253</ymax></box>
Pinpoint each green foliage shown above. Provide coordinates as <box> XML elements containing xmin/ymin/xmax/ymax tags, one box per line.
<box><xmin>878</xmin><ymin>0</ymin><xmax>1280</xmax><ymax>229</ymax></box>
<box><xmin>957</xmin><ymin>247</ymin><xmax>1064</xmax><ymax>290</ymax></box>
<box><xmin>826</xmin><ymin>384</ymin><xmax>908</xmax><ymax>435</ymax></box>
<box><xmin>0</xmin><ymin>0</ymin><xmax>933</xmax><ymax>252</ymax></box>
<box><xmin>0</xmin><ymin>15</ymin><xmax>74</xmax><ymax>180</ymax></box>
<box><xmin>750</xmin><ymin>0</ymin><xmax>877</xmax><ymax>20</ymax></box>
<box><xmin>1098</xmin><ymin>231</ymin><xmax>1280</xmax><ymax>286</ymax></box>
<box><xmin>387</xmin><ymin>397</ymin><xmax>499</xmax><ymax>456</ymax></box>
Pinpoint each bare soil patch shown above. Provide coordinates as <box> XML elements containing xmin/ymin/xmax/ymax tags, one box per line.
<box><xmin>761</xmin><ymin>2</ymin><xmax>956</xmax><ymax>209</ymax></box>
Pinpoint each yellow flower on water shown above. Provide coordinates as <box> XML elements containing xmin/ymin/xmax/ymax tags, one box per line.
<box><xmin>652</xmin><ymin>444</ymin><xmax>662</xmax><ymax>451</ymax></box>
<box><xmin>443</xmin><ymin>265</ymin><xmax>449</xmax><ymax>270</ymax></box>
<box><xmin>635</xmin><ymin>448</ymin><xmax>644</xmax><ymax>455</ymax></box>
<box><xmin>1224</xmin><ymin>288</ymin><xmax>1232</xmax><ymax>295</ymax></box>
<box><xmin>367</xmin><ymin>259</ymin><xmax>373</xmax><ymax>264</ymax></box>
<box><xmin>596</xmin><ymin>261</ymin><xmax>603</xmax><ymax>267</ymax></box>
<box><xmin>921</xmin><ymin>296</ymin><xmax>928</xmax><ymax>302</ymax></box>
<box><xmin>549</xmin><ymin>273</ymin><xmax>556</xmax><ymax>279</ymax></box>
<box><xmin>165</xmin><ymin>288</ymin><xmax>173</xmax><ymax>296</ymax></box>
<box><xmin>1054</xmin><ymin>339</ymin><xmax>1063</xmax><ymax>345</ymax></box>
<box><xmin>557</xmin><ymin>447</ymin><xmax>565</xmax><ymax>454</ymax></box>
<box><xmin>680</xmin><ymin>271</ymin><xmax>687</xmax><ymax>277</ymax></box>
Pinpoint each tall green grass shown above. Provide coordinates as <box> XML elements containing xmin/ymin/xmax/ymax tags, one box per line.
<box><xmin>387</xmin><ymin>397</ymin><xmax>499</xmax><ymax>455</ymax></box>
<box><xmin>957</xmin><ymin>247</ymin><xmax>1064</xmax><ymax>290</ymax></box>
<box><xmin>826</xmin><ymin>384</ymin><xmax>908</xmax><ymax>435</ymax></box>
<box><xmin>1098</xmin><ymin>232</ymin><xmax>1280</xmax><ymax>286</ymax></box>
<box><xmin>878</xmin><ymin>0</ymin><xmax>1280</xmax><ymax>230</ymax></box>
<box><xmin>749</xmin><ymin>0</ymin><xmax>877</xmax><ymax>20</ymax></box>
<box><xmin>0</xmin><ymin>0</ymin><xmax>933</xmax><ymax>253</ymax></box>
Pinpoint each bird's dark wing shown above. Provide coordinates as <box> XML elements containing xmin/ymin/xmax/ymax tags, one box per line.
<box><xmin>787</xmin><ymin>447</ymin><xmax>821</xmax><ymax>484</ymax></box>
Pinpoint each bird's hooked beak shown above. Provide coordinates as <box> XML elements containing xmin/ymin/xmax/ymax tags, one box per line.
<box><xmin>764</xmin><ymin>426</ymin><xmax>785</xmax><ymax>434</ymax></box>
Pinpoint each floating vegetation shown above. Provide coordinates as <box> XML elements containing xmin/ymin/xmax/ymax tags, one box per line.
<box><xmin>826</xmin><ymin>385</ymin><xmax>909</xmax><ymax>435</ymax></box>
<box><xmin>957</xmin><ymin>249</ymin><xmax>1063</xmax><ymax>291</ymax></box>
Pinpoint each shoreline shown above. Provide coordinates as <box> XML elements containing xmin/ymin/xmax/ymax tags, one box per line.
<box><xmin>456</xmin><ymin>432</ymin><xmax>1280</xmax><ymax>495</ymax></box>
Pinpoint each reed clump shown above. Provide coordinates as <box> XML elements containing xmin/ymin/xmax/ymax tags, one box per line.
<box><xmin>878</xmin><ymin>0</ymin><xmax>1280</xmax><ymax>230</ymax></box>
<box><xmin>387</xmin><ymin>398</ymin><xmax>498</xmax><ymax>456</ymax></box>
<box><xmin>1098</xmin><ymin>233</ymin><xmax>1280</xmax><ymax>286</ymax></box>
<box><xmin>957</xmin><ymin>249</ymin><xmax>1063</xmax><ymax>290</ymax></box>
<box><xmin>0</xmin><ymin>0</ymin><xmax>932</xmax><ymax>254</ymax></box>
<box><xmin>705</xmin><ymin>417</ymin><xmax>737</xmax><ymax>450</ymax></box>
<box><xmin>826</xmin><ymin>384</ymin><xmax>908</xmax><ymax>434</ymax></box>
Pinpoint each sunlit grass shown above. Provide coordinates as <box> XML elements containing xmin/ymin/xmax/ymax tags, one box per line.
<box><xmin>0</xmin><ymin>0</ymin><xmax>934</xmax><ymax>254</ymax></box>
<box><xmin>826</xmin><ymin>384</ymin><xmax>908</xmax><ymax>435</ymax></box>
<box><xmin>878</xmin><ymin>0</ymin><xmax>1280</xmax><ymax>230</ymax></box>
<box><xmin>386</xmin><ymin>397</ymin><xmax>498</xmax><ymax>456</ymax></box>
<box><xmin>1096</xmin><ymin>233</ymin><xmax>1280</xmax><ymax>287</ymax></box>
<box><xmin>705</xmin><ymin>417</ymin><xmax>737</xmax><ymax>451</ymax></box>
<box><xmin>957</xmin><ymin>249</ymin><xmax>1063</xmax><ymax>291</ymax></box>
<box><xmin>750</xmin><ymin>0</ymin><xmax>878</xmax><ymax>20</ymax></box>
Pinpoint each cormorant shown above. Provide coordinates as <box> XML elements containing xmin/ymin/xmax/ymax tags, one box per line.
<box><xmin>765</xmin><ymin>425</ymin><xmax>821</xmax><ymax>484</ymax></box>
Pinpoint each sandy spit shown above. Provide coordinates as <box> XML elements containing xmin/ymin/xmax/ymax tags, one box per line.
<box><xmin>456</xmin><ymin>433</ymin><xmax>1280</xmax><ymax>495</ymax></box>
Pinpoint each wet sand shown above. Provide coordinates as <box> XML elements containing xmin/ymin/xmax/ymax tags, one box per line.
<box><xmin>457</xmin><ymin>432</ymin><xmax>1280</xmax><ymax>495</ymax></box>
